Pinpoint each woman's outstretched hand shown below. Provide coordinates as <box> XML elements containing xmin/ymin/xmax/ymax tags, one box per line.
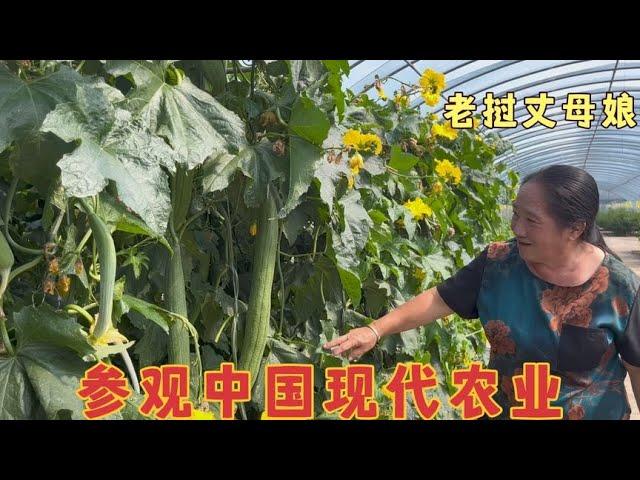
<box><xmin>322</xmin><ymin>327</ymin><xmax>378</xmax><ymax>361</ymax></box>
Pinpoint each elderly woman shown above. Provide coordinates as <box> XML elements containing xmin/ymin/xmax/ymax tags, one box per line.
<box><xmin>324</xmin><ymin>165</ymin><xmax>640</xmax><ymax>420</ymax></box>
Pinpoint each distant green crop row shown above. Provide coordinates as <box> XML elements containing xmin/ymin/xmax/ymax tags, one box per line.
<box><xmin>597</xmin><ymin>207</ymin><xmax>640</xmax><ymax>236</ymax></box>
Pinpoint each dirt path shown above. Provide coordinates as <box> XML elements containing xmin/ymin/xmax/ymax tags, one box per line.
<box><xmin>604</xmin><ymin>236</ymin><xmax>640</xmax><ymax>420</ymax></box>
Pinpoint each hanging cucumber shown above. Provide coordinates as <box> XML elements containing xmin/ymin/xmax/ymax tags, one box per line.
<box><xmin>239</xmin><ymin>194</ymin><xmax>278</xmax><ymax>388</ymax></box>
<box><xmin>77</xmin><ymin>198</ymin><xmax>140</xmax><ymax>393</ymax></box>
<box><xmin>77</xmin><ymin>198</ymin><xmax>115</xmax><ymax>341</ymax></box>
<box><xmin>166</xmin><ymin>240</ymin><xmax>190</xmax><ymax>365</ymax></box>
<box><xmin>166</xmin><ymin>165</ymin><xmax>194</xmax><ymax>366</ymax></box>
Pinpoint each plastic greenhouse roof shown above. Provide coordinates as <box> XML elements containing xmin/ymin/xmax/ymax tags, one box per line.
<box><xmin>345</xmin><ymin>60</ymin><xmax>640</xmax><ymax>202</ymax></box>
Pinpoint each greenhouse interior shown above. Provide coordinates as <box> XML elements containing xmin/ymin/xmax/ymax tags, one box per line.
<box><xmin>0</xmin><ymin>59</ymin><xmax>638</xmax><ymax>421</ymax></box>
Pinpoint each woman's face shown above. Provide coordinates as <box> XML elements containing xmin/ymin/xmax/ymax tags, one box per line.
<box><xmin>510</xmin><ymin>181</ymin><xmax>574</xmax><ymax>262</ymax></box>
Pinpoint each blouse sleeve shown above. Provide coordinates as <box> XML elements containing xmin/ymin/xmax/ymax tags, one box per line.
<box><xmin>436</xmin><ymin>247</ymin><xmax>488</xmax><ymax>319</ymax></box>
<box><xmin>617</xmin><ymin>286</ymin><xmax>640</xmax><ymax>367</ymax></box>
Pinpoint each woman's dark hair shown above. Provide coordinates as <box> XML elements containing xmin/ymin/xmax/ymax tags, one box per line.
<box><xmin>522</xmin><ymin>164</ymin><xmax>620</xmax><ymax>260</ymax></box>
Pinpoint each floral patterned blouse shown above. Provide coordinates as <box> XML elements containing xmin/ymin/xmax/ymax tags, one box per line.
<box><xmin>437</xmin><ymin>238</ymin><xmax>640</xmax><ymax>420</ymax></box>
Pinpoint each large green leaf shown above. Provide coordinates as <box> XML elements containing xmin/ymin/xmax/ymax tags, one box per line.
<box><xmin>201</xmin><ymin>152</ymin><xmax>240</xmax><ymax>194</ymax></box>
<box><xmin>333</xmin><ymin>190</ymin><xmax>373</xmax><ymax>269</ymax></box>
<box><xmin>0</xmin><ymin>305</ymin><xmax>99</xmax><ymax>419</ymax></box>
<box><xmin>337</xmin><ymin>267</ymin><xmax>362</xmax><ymax>309</ymax></box>
<box><xmin>389</xmin><ymin>145</ymin><xmax>419</xmax><ymax>173</ymax></box>
<box><xmin>58</xmin><ymin>223</ymin><xmax>90</xmax><ymax>289</ymax></box>
<box><xmin>288</xmin><ymin>61</ymin><xmax>327</xmax><ymax>93</ymax></box>
<box><xmin>8</xmin><ymin>133</ymin><xmax>75</xmax><ymax>195</ymax></box>
<box><xmin>363</xmin><ymin>279</ymin><xmax>391</xmax><ymax>319</ymax></box>
<box><xmin>96</xmin><ymin>192</ymin><xmax>171</xmax><ymax>250</ymax></box>
<box><xmin>290</xmin><ymin>256</ymin><xmax>343</xmax><ymax>328</ymax></box>
<box><xmin>18</xmin><ymin>343</ymin><xmax>88</xmax><ymax>419</ymax></box>
<box><xmin>331</xmin><ymin>191</ymin><xmax>373</xmax><ymax>308</ymax></box>
<box><xmin>309</xmin><ymin>125</ymin><xmax>351</xmax><ymax>215</ymax></box>
<box><xmin>394</xmin><ymin>112</ymin><xmax>421</xmax><ymax>137</ymax></box>
<box><xmin>41</xmin><ymin>81</ymin><xmax>176</xmax><ymax>235</ymax></box>
<box><xmin>362</xmin><ymin>156</ymin><xmax>386</xmax><ymax>176</ymax></box>
<box><xmin>200</xmin><ymin>60</ymin><xmax>227</xmax><ymax>96</ymax></box>
<box><xmin>121</xmin><ymin>294</ymin><xmax>171</xmax><ymax>334</ymax></box>
<box><xmin>399</xmin><ymin>329</ymin><xmax>421</xmax><ymax>356</ymax></box>
<box><xmin>288</xmin><ymin>97</ymin><xmax>330</xmax><ymax>146</ymax></box>
<box><xmin>322</xmin><ymin>60</ymin><xmax>350</xmax><ymax>121</ymax></box>
<box><xmin>106</xmin><ymin>60</ymin><xmax>246</xmax><ymax>169</ymax></box>
<box><xmin>402</xmin><ymin>208</ymin><xmax>417</xmax><ymax>240</ymax></box>
<box><xmin>278</xmin><ymin>96</ymin><xmax>331</xmax><ymax>217</ymax></box>
<box><xmin>282</xmin><ymin>201</ymin><xmax>316</xmax><ymax>246</ymax></box>
<box><xmin>0</xmin><ymin>64</ymin><xmax>82</xmax><ymax>152</ymax></box>
<box><xmin>280</xmin><ymin>137</ymin><xmax>324</xmax><ymax>217</ymax></box>
<box><xmin>237</xmin><ymin>140</ymin><xmax>286</xmax><ymax>208</ymax></box>
<box><xmin>14</xmin><ymin>305</ymin><xmax>94</xmax><ymax>357</ymax></box>
<box><xmin>0</xmin><ymin>357</ymin><xmax>40</xmax><ymax>420</ymax></box>
<box><xmin>120</xmin><ymin>391</ymin><xmax>150</xmax><ymax>420</ymax></box>
<box><xmin>269</xmin><ymin>338</ymin><xmax>312</xmax><ymax>364</ymax></box>
<box><xmin>326</xmin><ymin>72</ymin><xmax>345</xmax><ymax>122</ymax></box>
<box><xmin>322</xmin><ymin>61</ymin><xmax>350</xmax><ymax>76</ymax></box>
<box><xmin>459</xmin><ymin>131</ymin><xmax>483</xmax><ymax>170</ymax></box>
<box><xmin>133</xmin><ymin>323</ymin><xmax>168</xmax><ymax>368</ymax></box>
<box><xmin>314</xmin><ymin>161</ymin><xmax>348</xmax><ymax>216</ymax></box>
<box><xmin>422</xmin><ymin>252</ymin><xmax>454</xmax><ymax>279</ymax></box>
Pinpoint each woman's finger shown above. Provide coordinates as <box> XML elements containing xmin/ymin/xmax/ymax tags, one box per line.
<box><xmin>331</xmin><ymin>338</ymin><xmax>358</xmax><ymax>357</ymax></box>
<box><xmin>322</xmin><ymin>333</ymin><xmax>350</xmax><ymax>350</ymax></box>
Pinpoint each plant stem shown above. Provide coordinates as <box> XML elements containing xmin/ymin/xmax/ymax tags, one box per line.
<box><xmin>66</xmin><ymin>304</ymin><xmax>95</xmax><ymax>325</ymax></box>
<box><xmin>259</xmin><ymin>62</ymin><xmax>279</xmax><ymax>91</ymax></box>
<box><xmin>464</xmin><ymin>329</ymin><xmax>484</xmax><ymax>338</ymax></box>
<box><xmin>0</xmin><ymin>312</ymin><xmax>14</xmax><ymax>356</ymax></box>
<box><xmin>119</xmin><ymin>347</ymin><xmax>140</xmax><ymax>394</ymax></box>
<box><xmin>214</xmin><ymin>315</ymin><xmax>232</xmax><ymax>344</ymax></box>
<box><xmin>212</xmin><ymin>264</ymin><xmax>228</xmax><ymax>289</ymax></box>
<box><xmin>0</xmin><ymin>268</ymin><xmax>10</xmax><ymax>300</ymax></box>
<box><xmin>8</xmin><ymin>256</ymin><xmax>43</xmax><ymax>283</ymax></box>
<box><xmin>178</xmin><ymin>209</ymin><xmax>207</xmax><ymax>238</ymax></box>
<box><xmin>264</xmin><ymin>132</ymin><xmax>288</xmax><ymax>139</ymax></box>
<box><xmin>91</xmin><ymin>237</ymin><xmax>99</xmax><ymax>282</ymax></box>
<box><xmin>116</xmin><ymin>237</ymin><xmax>153</xmax><ymax>257</ymax></box>
<box><xmin>76</xmin><ymin>229</ymin><xmax>92</xmax><ymax>253</ymax></box>
<box><xmin>250</xmin><ymin>60</ymin><xmax>256</xmax><ymax>99</ymax></box>
<box><xmin>386</xmin><ymin>76</ymin><xmax>419</xmax><ymax>89</ymax></box>
<box><xmin>277</xmin><ymin>224</ymin><xmax>285</xmax><ymax>335</ymax></box>
<box><xmin>279</xmin><ymin>248</ymin><xmax>327</xmax><ymax>258</ymax></box>
<box><xmin>275</xmin><ymin>107</ymin><xmax>288</xmax><ymax>127</ymax></box>
<box><xmin>223</xmin><ymin>200</ymin><xmax>246</xmax><ymax>420</ymax></box>
<box><xmin>320</xmin><ymin>274</ymin><xmax>326</xmax><ymax>306</ymax></box>
<box><xmin>234</xmin><ymin>61</ymin><xmax>251</xmax><ymax>85</ymax></box>
<box><xmin>2</xmin><ymin>177</ymin><xmax>42</xmax><ymax>256</ymax></box>
<box><xmin>386</xmin><ymin>166</ymin><xmax>431</xmax><ymax>179</ymax></box>
<box><xmin>312</xmin><ymin>225</ymin><xmax>321</xmax><ymax>261</ymax></box>
<box><xmin>48</xmin><ymin>205</ymin><xmax>66</xmax><ymax>243</ymax></box>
